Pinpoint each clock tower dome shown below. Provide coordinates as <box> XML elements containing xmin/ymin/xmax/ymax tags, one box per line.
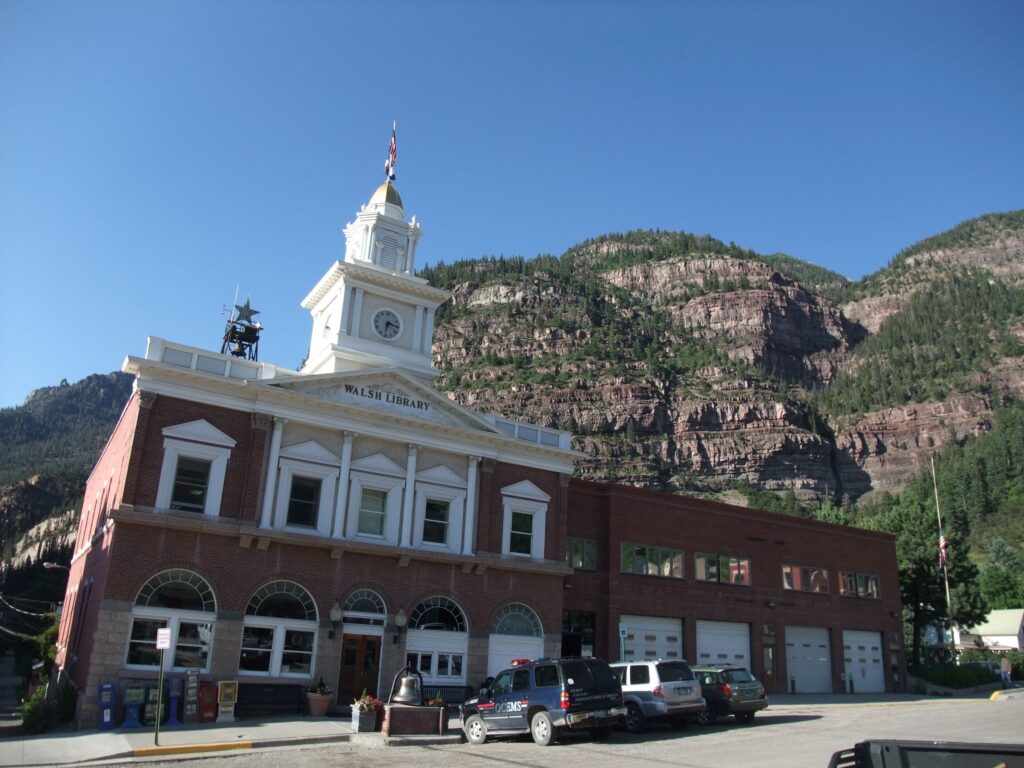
<box><xmin>300</xmin><ymin>155</ymin><xmax>450</xmax><ymax>382</ymax></box>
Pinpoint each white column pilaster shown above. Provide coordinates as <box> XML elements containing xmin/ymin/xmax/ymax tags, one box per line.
<box><xmin>340</xmin><ymin>283</ymin><xmax>352</xmax><ymax>336</ymax></box>
<box><xmin>462</xmin><ymin>456</ymin><xmax>480</xmax><ymax>555</ymax></box>
<box><xmin>400</xmin><ymin>444</ymin><xmax>419</xmax><ymax>548</ymax></box>
<box><xmin>423</xmin><ymin>307</ymin><xmax>436</xmax><ymax>353</ymax></box>
<box><xmin>412</xmin><ymin>305</ymin><xmax>424</xmax><ymax>354</ymax></box>
<box><xmin>351</xmin><ymin>287</ymin><xmax>364</xmax><ymax>337</ymax></box>
<box><xmin>333</xmin><ymin>432</ymin><xmax>355</xmax><ymax>538</ymax></box>
<box><xmin>259</xmin><ymin>418</ymin><xmax>285</xmax><ymax>529</ymax></box>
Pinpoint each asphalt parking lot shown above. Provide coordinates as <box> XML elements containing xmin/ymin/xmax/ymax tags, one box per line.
<box><xmin>129</xmin><ymin>693</ymin><xmax>1024</xmax><ymax>768</ymax></box>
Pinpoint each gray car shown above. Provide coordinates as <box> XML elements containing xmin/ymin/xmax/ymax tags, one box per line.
<box><xmin>610</xmin><ymin>659</ymin><xmax>706</xmax><ymax>732</ymax></box>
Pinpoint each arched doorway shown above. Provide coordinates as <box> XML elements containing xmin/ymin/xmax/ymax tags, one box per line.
<box><xmin>337</xmin><ymin>589</ymin><xmax>386</xmax><ymax>700</ymax></box>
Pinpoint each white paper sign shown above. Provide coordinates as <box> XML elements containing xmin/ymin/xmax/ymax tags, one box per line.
<box><xmin>156</xmin><ymin>628</ymin><xmax>171</xmax><ymax>650</ymax></box>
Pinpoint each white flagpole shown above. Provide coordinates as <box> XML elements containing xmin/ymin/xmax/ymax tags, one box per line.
<box><xmin>930</xmin><ymin>455</ymin><xmax>952</xmax><ymax>615</ymax></box>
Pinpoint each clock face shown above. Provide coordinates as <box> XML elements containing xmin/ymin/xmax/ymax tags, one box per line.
<box><xmin>372</xmin><ymin>309</ymin><xmax>402</xmax><ymax>340</ymax></box>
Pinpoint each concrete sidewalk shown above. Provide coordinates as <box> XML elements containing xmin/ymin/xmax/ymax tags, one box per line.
<box><xmin>2</xmin><ymin>690</ymin><xmax>1020</xmax><ymax>766</ymax></box>
<box><xmin>0</xmin><ymin>713</ymin><xmax>463</xmax><ymax>767</ymax></box>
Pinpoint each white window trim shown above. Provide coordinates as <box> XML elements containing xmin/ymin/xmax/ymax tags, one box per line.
<box><xmin>273</xmin><ymin>457</ymin><xmax>338</xmax><ymax>537</ymax></box>
<box><xmin>405</xmin><ymin>627</ymin><xmax>469</xmax><ymax>685</ymax></box>
<box><xmin>155</xmin><ymin>439</ymin><xmax>231</xmax><ymax>517</ymax></box>
<box><xmin>124</xmin><ymin>606</ymin><xmax>215</xmax><ymax>673</ymax></box>
<box><xmin>501</xmin><ymin>497</ymin><xmax>547</xmax><ymax>559</ymax></box>
<box><xmin>413</xmin><ymin>483</ymin><xmax>466</xmax><ymax>553</ymax></box>
<box><xmin>346</xmin><ymin>471</ymin><xmax>404</xmax><ymax>544</ymax></box>
<box><xmin>237</xmin><ymin>617</ymin><xmax>319</xmax><ymax>679</ymax></box>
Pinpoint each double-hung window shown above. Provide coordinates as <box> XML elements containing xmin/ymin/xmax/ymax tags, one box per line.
<box><xmin>358</xmin><ymin>489</ymin><xmax>387</xmax><ymax>536</ymax></box>
<box><xmin>566</xmin><ymin>537</ymin><xmax>597</xmax><ymax>570</ymax></box>
<box><xmin>155</xmin><ymin>421</ymin><xmax>235</xmax><ymax>517</ymax></box>
<box><xmin>273</xmin><ymin>442</ymin><xmax>339</xmax><ymax>537</ymax></box>
<box><xmin>782</xmin><ymin>564</ymin><xmax>830</xmax><ymax>593</ymax></box>
<box><xmin>422</xmin><ymin>500</ymin><xmax>449</xmax><ymax>544</ymax></box>
<box><xmin>287</xmin><ymin>476</ymin><xmax>321</xmax><ymax>528</ymax></box>
<box><xmin>500</xmin><ymin>481</ymin><xmax>549</xmax><ymax>560</ymax></box>
<box><xmin>696</xmin><ymin>553</ymin><xmax>750</xmax><ymax>585</ymax></box>
<box><xmin>170</xmin><ymin>457</ymin><xmax>211</xmax><ymax>512</ymax></box>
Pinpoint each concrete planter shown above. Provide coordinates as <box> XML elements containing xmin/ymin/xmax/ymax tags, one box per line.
<box><xmin>351</xmin><ymin>704</ymin><xmax>380</xmax><ymax>732</ymax></box>
<box><xmin>307</xmin><ymin>692</ymin><xmax>331</xmax><ymax>716</ymax></box>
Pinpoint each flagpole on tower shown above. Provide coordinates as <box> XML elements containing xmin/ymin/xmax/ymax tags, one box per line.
<box><xmin>930</xmin><ymin>455</ymin><xmax>952</xmax><ymax>615</ymax></box>
<box><xmin>384</xmin><ymin>121</ymin><xmax>397</xmax><ymax>181</ymax></box>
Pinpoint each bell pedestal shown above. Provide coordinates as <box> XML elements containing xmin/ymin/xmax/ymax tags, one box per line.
<box><xmin>381</xmin><ymin>703</ymin><xmax>447</xmax><ymax>736</ymax></box>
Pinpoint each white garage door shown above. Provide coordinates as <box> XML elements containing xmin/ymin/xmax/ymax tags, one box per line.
<box><xmin>487</xmin><ymin>635</ymin><xmax>544</xmax><ymax>678</ymax></box>
<box><xmin>842</xmin><ymin>630</ymin><xmax>885</xmax><ymax>693</ymax></box>
<box><xmin>620</xmin><ymin>615</ymin><xmax>683</xmax><ymax>661</ymax></box>
<box><xmin>786</xmin><ymin>626</ymin><xmax>832</xmax><ymax>693</ymax></box>
<box><xmin>696</xmin><ymin>620</ymin><xmax>750</xmax><ymax>668</ymax></box>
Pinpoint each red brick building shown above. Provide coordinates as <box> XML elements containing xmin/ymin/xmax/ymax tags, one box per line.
<box><xmin>53</xmin><ymin>177</ymin><xmax>904</xmax><ymax>728</ymax></box>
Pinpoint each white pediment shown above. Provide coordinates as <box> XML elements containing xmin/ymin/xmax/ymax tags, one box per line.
<box><xmin>350</xmin><ymin>452</ymin><xmax>405</xmax><ymax>476</ymax></box>
<box><xmin>280</xmin><ymin>440</ymin><xmax>339</xmax><ymax>465</ymax></box>
<box><xmin>162</xmin><ymin>420</ymin><xmax>236</xmax><ymax>448</ymax></box>
<box><xmin>500</xmin><ymin>480</ymin><xmax>550</xmax><ymax>503</ymax></box>
<box><xmin>268</xmin><ymin>369</ymin><xmax>500</xmax><ymax>433</ymax></box>
<box><xmin>416</xmin><ymin>464</ymin><xmax>467</xmax><ymax>488</ymax></box>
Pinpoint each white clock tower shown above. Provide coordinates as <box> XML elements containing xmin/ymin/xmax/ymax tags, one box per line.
<box><xmin>300</xmin><ymin>178</ymin><xmax>451</xmax><ymax>382</ymax></box>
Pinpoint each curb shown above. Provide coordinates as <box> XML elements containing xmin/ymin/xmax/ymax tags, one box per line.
<box><xmin>131</xmin><ymin>733</ymin><xmax>352</xmax><ymax>759</ymax></box>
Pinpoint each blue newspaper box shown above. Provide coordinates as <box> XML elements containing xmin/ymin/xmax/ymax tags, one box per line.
<box><xmin>97</xmin><ymin>683</ymin><xmax>116</xmax><ymax>731</ymax></box>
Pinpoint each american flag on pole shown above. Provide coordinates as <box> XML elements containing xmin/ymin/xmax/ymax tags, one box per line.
<box><xmin>384</xmin><ymin>122</ymin><xmax>397</xmax><ymax>180</ymax></box>
<box><xmin>938</xmin><ymin>534</ymin><xmax>948</xmax><ymax>567</ymax></box>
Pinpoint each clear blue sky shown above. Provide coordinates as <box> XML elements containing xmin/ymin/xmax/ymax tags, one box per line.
<box><xmin>2</xmin><ymin>1</ymin><xmax>1021</xmax><ymax>409</ymax></box>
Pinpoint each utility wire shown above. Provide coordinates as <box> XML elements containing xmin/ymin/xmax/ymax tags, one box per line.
<box><xmin>0</xmin><ymin>594</ymin><xmax>54</xmax><ymax>618</ymax></box>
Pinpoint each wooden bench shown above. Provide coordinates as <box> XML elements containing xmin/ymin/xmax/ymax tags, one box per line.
<box><xmin>235</xmin><ymin>683</ymin><xmax>306</xmax><ymax>718</ymax></box>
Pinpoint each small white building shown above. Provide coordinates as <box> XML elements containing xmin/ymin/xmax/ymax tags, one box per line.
<box><xmin>954</xmin><ymin>609</ymin><xmax>1024</xmax><ymax>652</ymax></box>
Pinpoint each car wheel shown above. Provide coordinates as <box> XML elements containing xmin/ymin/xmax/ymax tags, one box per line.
<box><xmin>464</xmin><ymin>714</ymin><xmax>487</xmax><ymax>745</ymax></box>
<box><xmin>624</xmin><ymin>702</ymin><xmax>647</xmax><ymax>733</ymax></box>
<box><xmin>590</xmin><ymin>726</ymin><xmax>611</xmax><ymax>741</ymax></box>
<box><xmin>736</xmin><ymin>712</ymin><xmax>755</xmax><ymax>723</ymax></box>
<box><xmin>531</xmin><ymin>710</ymin><xmax>556</xmax><ymax>746</ymax></box>
<box><xmin>694</xmin><ymin>708</ymin><xmax>717</xmax><ymax>726</ymax></box>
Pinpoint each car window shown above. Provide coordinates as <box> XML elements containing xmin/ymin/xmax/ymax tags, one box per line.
<box><xmin>586</xmin><ymin>660</ymin><xmax>619</xmax><ymax>688</ymax></box>
<box><xmin>560</xmin><ymin>660</ymin><xmax>593</xmax><ymax>687</ymax></box>
<box><xmin>611</xmin><ymin>666</ymin><xmax>626</xmax><ymax>685</ymax></box>
<box><xmin>656</xmin><ymin>661</ymin><xmax>694</xmax><ymax>682</ymax></box>
<box><xmin>722</xmin><ymin>668</ymin><xmax>754</xmax><ymax>683</ymax></box>
<box><xmin>630</xmin><ymin>665</ymin><xmax>650</xmax><ymax>685</ymax></box>
<box><xmin>534</xmin><ymin>664</ymin><xmax>560</xmax><ymax>688</ymax></box>
<box><xmin>512</xmin><ymin>669</ymin><xmax>531</xmax><ymax>692</ymax></box>
<box><xmin>700</xmin><ymin>672</ymin><xmax>716</xmax><ymax>685</ymax></box>
<box><xmin>491</xmin><ymin>670</ymin><xmax>512</xmax><ymax>694</ymax></box>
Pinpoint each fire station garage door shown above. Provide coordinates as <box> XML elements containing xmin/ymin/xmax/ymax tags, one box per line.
<box><xmin>696</xmin><ymin>620</ymin><xmax>750</xmax><ymax>669</ymax></box>
<box><xmin>842</xmin><ymin>630</ymin><xmax>885</xmax><ymax>693</ymax></box>
<box><xmin>620</xmin><ymin>615</ymin><xmax>683</xmax><ymax>662</ymax></box>
<box><xmin>785</xmin><ymin>626</ymin><xmax>832</xmax><ymax>693</ymax></box>
<box><xmin>487</xmin><ymin>635</ymin><xmax>544</xmax><ymax>678</ymax></box>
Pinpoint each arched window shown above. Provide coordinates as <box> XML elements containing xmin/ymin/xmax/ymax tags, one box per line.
<box><xmin>406</xmin><ymin>597</ymin><xmax>468</xmax><ymax>684</ymax></box>
<box><xmin>409</xmin><ymin>596</ymin><xmax>467</xmax><ymax>632</ymax></box>
<box><xmin>238</xmin><ymin>581</ymin><xmax>318</xmax><ymax>679</ymax></box>
<box><xmin>343</xmin><ymin>589</ymin><xmax>386</xmax><ymax>627</ymax></box>
<box><xmin>127</xmin><ymin>570</ymin><xmax>216</xmax><ymax>672</ymax></box>
<box><xmin>491</xmin><ymin>603</ymin><xmax>543</xmax><ymax>637</ymax></box>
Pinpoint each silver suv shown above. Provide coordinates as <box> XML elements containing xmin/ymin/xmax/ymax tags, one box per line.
<box><xmin>610</xmin><ymin>659</ymin><xmax>705</xmax><ymax>732</ymax></box>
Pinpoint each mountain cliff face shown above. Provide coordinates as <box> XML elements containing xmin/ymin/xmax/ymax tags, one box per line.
<box><xmin>3</xmin><ymin>213</ymin><xmax>1023</xmax><ymax>565</ymax></box>
<box><xmin>430</xmin><ymin>212</ymin><xmax>1024</xmax><ymax>504</ymax></box>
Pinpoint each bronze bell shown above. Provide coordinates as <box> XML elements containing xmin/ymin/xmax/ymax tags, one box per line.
<box><xmin>391</xmin><ymin>670</ymin><xmax>423</xmax><ymax>705</ymax></box>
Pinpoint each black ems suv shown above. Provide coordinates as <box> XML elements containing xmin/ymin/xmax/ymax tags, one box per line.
<box><xmin>460</xmin><ymin>657</ymin><xmax>627</xmax><ymax>745</ymax></box>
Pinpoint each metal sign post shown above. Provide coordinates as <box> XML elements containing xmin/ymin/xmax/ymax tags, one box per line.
<box><xmin>155</xmin><ymin>627</ymin><xmax>171</xmax><ymax>746</ymax></box>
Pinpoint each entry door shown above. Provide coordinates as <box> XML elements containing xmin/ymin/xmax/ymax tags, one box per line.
<box><xmin>339</xmin><ymin>634</ymin><xmax>381</xmax><ymax>700</ymax></box>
